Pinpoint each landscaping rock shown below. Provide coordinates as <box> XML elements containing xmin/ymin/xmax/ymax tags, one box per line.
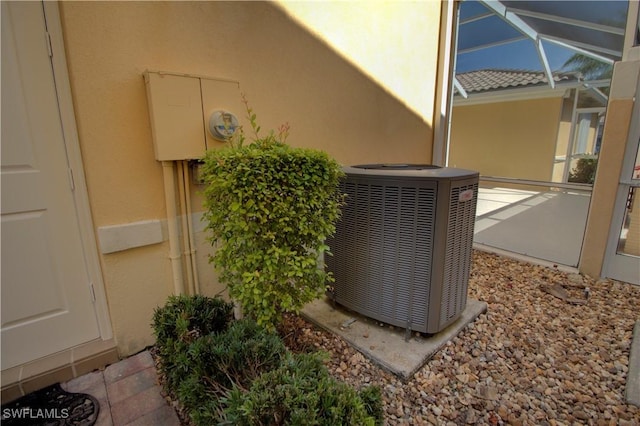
<box><xmin>281</xmin><ymin>251</ymin><xmax>640</xmax><ymax>424</ymax></box>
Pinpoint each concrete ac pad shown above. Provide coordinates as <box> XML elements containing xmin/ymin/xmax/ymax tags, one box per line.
<box><xmin>301</xmin><ymin>297</ymin><xmax>487</xmax><ymax>380</ymax></box>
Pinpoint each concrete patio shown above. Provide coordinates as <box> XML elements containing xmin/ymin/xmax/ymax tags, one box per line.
<box><xmin>475</xmin><ymin>186</ymin><xmax>591</xmax><ymax>267</ymax></box>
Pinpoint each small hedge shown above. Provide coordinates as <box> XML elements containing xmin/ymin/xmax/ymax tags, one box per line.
<box><xmin>152</xmin><ymin>295</ymin><xmax>383</xmax><ymax>425</ymax></box>
<box><xmin>222</xmin><ymin>352</ymin><xmax>382</xmax><ymax>425</ymax></box>
<box><xmin>568</xmin><ymin>157</ymin><xmax>598</xmax><ymax>184</ymax></box>
<box><xmin>152</xmin><ymin>295</ymin><xmax>233</xmax><ymax>390</ymax></box>
<box><xmin>201</xmin><ymin>107</ymin><xmax>344</xmax><ymax>331</ymax></box>
<box><xmin>177</xmin><ymin>319</ymin><xmax>288</xmax><ymax>424</ymax></box>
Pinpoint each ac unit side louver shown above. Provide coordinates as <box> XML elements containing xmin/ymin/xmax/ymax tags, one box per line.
<box><xmin>326</xmin><ymin>164</ymin><xmax>479</xmax><ymax>334</ymax></box>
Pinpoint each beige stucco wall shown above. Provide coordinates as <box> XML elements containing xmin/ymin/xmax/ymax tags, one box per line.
<box><xmin>58</xmin><ymin>1</ymin><xmax>441</xmax><ymax>356</ymax></box>
<box><xmin>581</xmin><ymin>61</ymin><xmax>640</xmax><ymax>278</ymax></box>
<box><xmin>277</xmin><ymin>1</ymin><xmax>442</xmax><ymax>123</ymax></box>
<box><xmin>449</xmin><ymin>97</ymin><xmax>563</xmax><ymax>181</ymax></box>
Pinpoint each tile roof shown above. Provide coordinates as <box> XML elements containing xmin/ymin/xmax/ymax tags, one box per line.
<box><xmin>455</xmin><ymin>69</ymin><xmax>581</xmax><ymax>95</ymax></box>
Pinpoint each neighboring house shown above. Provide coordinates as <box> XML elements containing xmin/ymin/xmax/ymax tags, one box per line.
<box><xmin>448</xmin><ymin>68</ymin><xmax>633</xmax><ymax>268</ymax></box>
<box><xmin>1</xmin><ymin>0</ymin><xmax>638</xmax><ymax>403</ymax></box>
<box><xmin>450</xmin><ymin>68</ymin><xmax>599</xmax><ymax>184</ymax></box>
<box><xmin>449</xmin><ymin>67</ymin><xmax>640</xmax><ymax>265</ymax></box>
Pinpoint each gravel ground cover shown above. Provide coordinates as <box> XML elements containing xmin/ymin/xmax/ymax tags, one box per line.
<box><xmin>281</xmin><ymin>250</ymin><xmax>640</xmax><ymax>425</ymax></box>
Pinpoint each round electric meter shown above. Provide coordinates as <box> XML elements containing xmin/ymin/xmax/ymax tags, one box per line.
<box><xmin>208</xmin><ymin>110</ymin><xmax>239</xmax><ymax>141</ymax></box>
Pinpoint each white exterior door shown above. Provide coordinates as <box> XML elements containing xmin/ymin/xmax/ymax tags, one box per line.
<box><xmin>1</xmin><ymin>2</ymin><xmax>101</xmax><ymax>370</ymax></box>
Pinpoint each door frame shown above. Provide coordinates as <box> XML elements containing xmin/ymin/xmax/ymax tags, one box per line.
<box><xmin>602</xmin><ymin>68</ymin><xmax>640</xmax><ymax>285</ymax></box>
<box><xmin>43</xmin><ymin>1</ymin><xmax>112</xmax><ymax>338</ymax></box>
<box><xmin>601</xmin><ymin>2</ymin><xmax>640</xmax><ymax>285</ymax></box>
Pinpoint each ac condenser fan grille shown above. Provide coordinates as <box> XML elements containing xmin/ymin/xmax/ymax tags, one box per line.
<box><xmin>329</xmin><ymin>182</ymin><xmax>436</xmax><ymax>330</ymax></box>
<box><xmin>326</xmin><ymin>166</ymin><xmax>479</xmax><ymax>334</ymax></box>
<box><xmin>441</xmin><ymin>182</ymin><xmax>478</xmax><ymax>325</ymax></box>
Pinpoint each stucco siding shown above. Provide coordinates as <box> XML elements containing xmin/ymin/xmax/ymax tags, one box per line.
<box><xmin>58</xmin><ymin>1</ymin><xmax>441</xmax><ymax>355</ymax></box>
<box><xmin>449</xmin><ymin>97</ymin><xmax>563</xmax><ymax>181</ymax></box>
<box><xmin>582</xmin><ymin>99</ymin><xmax>636</xmax><ymax>276</ymax></box>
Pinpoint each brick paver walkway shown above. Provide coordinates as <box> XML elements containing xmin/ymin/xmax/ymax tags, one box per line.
<box><xmin>62</xmin><ymin>351</ymin><xmax>180</xmax><ymax>426</ymax></box>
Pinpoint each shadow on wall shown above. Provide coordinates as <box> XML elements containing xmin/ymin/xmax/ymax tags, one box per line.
<box><xmin>225</xmin><ymin>1</ymin><xmax>434</xmax><ymax>166</ymax></box>
<box><xmin>57</xmin><ymin>0</ymin><xmax>434</xmax><ymax>357</ymax></box>
<box><xmin>60</xmin><ymin>1</ymin><xmax>432</xmax><ymax>181</ymax></box>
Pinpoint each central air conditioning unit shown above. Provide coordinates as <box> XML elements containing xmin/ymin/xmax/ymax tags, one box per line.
<box><xmin>326</xmin><ymin>164</ymin><xmax>479</xmax><ymax>334</ymax></box>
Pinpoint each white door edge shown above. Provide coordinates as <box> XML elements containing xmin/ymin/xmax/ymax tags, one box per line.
<box><xmin>42</xmin><ymin>1</ymin><xmax>113</xmax><ymax>339</ymax></box>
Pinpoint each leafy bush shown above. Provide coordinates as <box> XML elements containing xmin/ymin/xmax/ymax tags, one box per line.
<box><xmin>152</xmin><ymin>294</ymin><xmax>233</xmax><ymax>343</ymax></box>
<box><xmin>201</xmin><ymin>105</ymin><xmax>344</xmax><ymax>330</ymax></box>
<box><xmin>152</xmin><ymin>295</ymin><xmax>233</xmax><ymax>389</ymax></box>
<box><xmin>177</xmin><ymin>319</ymin><xmax>288</xmax><ymax>425</ymax></box>
<box><xmin>221</xmin><ymin>352</ymin><xmax>383</xmax><ymax>426</ymax></box>
<box><xmin>568</xmin><ymin>157</ymin><xmax>598</xmax><ymax>184</ymax></box>
<box><xmin>152</xmin><ymin>295</ymin><xmax>384</xmax><ymax>425</ymax></box>
<box><xmin>359</xmin><ymin>385</ymin><xmax>384</xmax><ymax>424</ymax></box>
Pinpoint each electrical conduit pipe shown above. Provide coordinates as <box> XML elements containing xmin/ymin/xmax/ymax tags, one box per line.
<box><xmin>177</xmin><ymin>161</ymin><xmax>195</xmax><ymax>294</ymax></box>
<box><xmin>162</xmin><ymin>161</ymin><xmax>185</xmax><ymax>295</ymax></box>
<box><xmin>182</xmin><ymin>160</ymin><xmax>201</xmax><ymax>294</ymax></box>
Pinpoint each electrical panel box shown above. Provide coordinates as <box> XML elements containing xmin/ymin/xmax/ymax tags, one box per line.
<box><xmin>144</xmin><ymin>71</ymin><xmax>245</xmax><ymax>161</ymax></box>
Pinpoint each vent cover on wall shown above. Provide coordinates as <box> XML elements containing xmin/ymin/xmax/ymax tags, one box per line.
<box><xmin>326</xmin><ymin>164</ymin><xmax>479</xmax><ymax>334</ymax></box>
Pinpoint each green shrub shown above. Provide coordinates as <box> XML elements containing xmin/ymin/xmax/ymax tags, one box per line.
<box><xmin>201</xmin><ymin>104</ymin><xmax>344</xmax><ymax>330</ymax></box>
<box><xmin>358</xmin><ymin>385</ymin><xmax>384</xmax><ymax>423</ymax></box>
<box><xmin>187</xmin><ymin>319</ymin><xmax>287</xmax><ymax>394</ymax></box>
<box><xmin>151</xmin><ymin>283</ymin><xmax>384</xmax><ymax>426</ymax></box>
<box><xmin>568</xmin><ymin>157</ymin><xmax>598</xmax><ymax>184</ymax></box>
<box><xmin>152</xmin><ymin>295</ymin><xmax>233</xmax><ymax>389</ymax></box>
<box><xmin>177</xmin><ymin>319</ymin><xmax>288</xmax><ymax>425</ymax></box>
<box><xmin>152</xmin><ymin>294</ymin><xmax>233</xmax><ymax>343</ymax></box>
<box><xmin>221</xmin><ymin>352</ymin><xmax>383</xmax><ymax>426</ymax></box>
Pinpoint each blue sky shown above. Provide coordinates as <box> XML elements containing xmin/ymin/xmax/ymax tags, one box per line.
<box><xmin>454</xmin><ymin>0</ymin><xmax>629</xmax><ymax>75</ymax></box>
<box><xmin>455</xmin><ymin>39</ymin><xmax>576</xmax><ymax>74</ymax></box>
